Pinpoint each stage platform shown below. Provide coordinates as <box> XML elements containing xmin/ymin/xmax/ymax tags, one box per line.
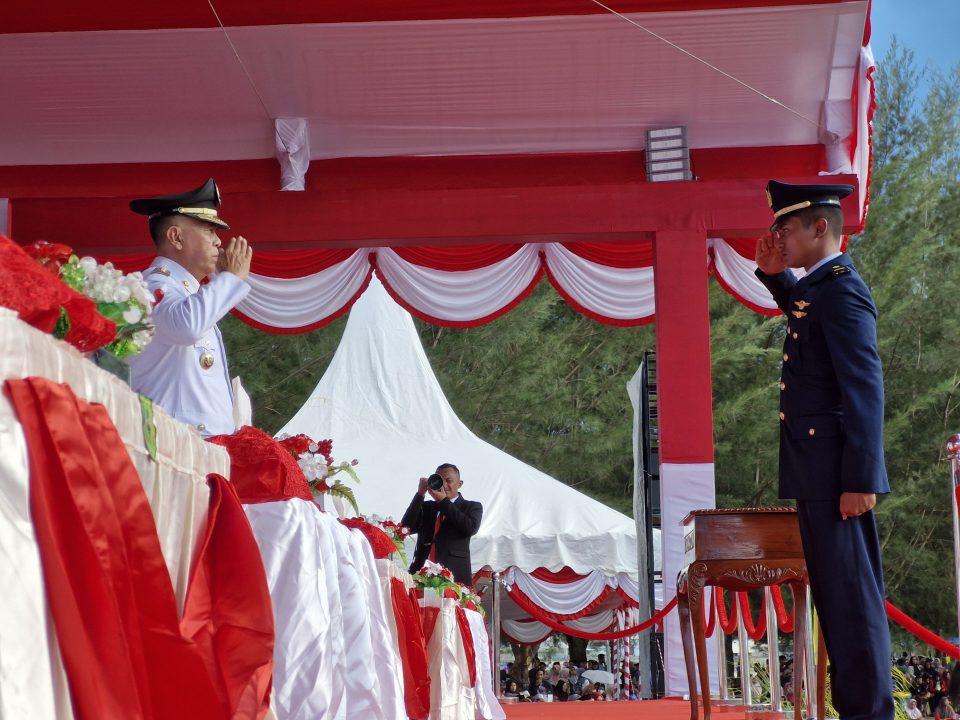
<box><xmin>503</xmin><ymin>698</ymin><xmax>756</xmax><ymax>720</ymax></box>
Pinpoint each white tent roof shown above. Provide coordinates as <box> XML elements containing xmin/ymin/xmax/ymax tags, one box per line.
<box><xmin>279</xmin><ymin>274</ymin><xmax>657</xmax><ymax>577</ymax></box>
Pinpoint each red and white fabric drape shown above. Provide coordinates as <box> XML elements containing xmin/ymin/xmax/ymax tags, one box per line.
<box><xmin>100</xmin><ymin>237</ymin><xmax>782</xmax><ymax>333</ymax></box>
<box><xmin>504</xmin><ymin>567</ymin><xmax>616</xmax><ymax>621</ymax></box>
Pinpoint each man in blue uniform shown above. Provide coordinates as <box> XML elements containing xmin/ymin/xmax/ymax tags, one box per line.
<box><xmin>127</xmin><ymin>178</ymin><xmax>252</xmax><ymax>437</ymax></box>
<box><xmin>754</xmin><ymin>180</ymin><xmax>892</xmax><ymax>720</ymax></box>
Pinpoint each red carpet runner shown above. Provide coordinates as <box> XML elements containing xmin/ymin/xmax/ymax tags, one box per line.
<box><xmin>503</xmin><ymin>698</ymin><xmax>748</xmax><ymax>719</ymax></box>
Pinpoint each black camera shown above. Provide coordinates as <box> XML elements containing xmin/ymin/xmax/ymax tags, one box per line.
<box><xmin>427</xmin><ymin>473</ymin><xmax>444</xmax><ymax>491</ymax></box>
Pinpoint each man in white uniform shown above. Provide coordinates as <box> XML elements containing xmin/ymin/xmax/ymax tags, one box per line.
<box><xmin>127</xmin><ymin>178</ymin><xmax>253</xmax><ymax>436</ymax></box>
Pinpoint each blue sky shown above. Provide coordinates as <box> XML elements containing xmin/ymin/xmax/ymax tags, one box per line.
<box><xmin>871</xmin><ymin>0</ymin><xmax>960</xmax><ymax>81</ymax></box>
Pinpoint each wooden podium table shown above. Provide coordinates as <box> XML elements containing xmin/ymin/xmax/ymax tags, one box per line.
<box><xmin>677</xmin><ymin>508</ymin><xmax>814</xmax><ymax>720</ymax></box>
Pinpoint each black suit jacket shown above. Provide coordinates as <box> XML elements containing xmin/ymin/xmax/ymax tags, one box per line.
<box><xmin>401</xmin><ymin>492</ymin><xmax>483</xmax><ymax>585</ymax></box>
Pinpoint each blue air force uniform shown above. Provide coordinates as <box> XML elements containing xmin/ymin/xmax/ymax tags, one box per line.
<box><xmin>755</xmin><ymin>181</ymin><xmax>892</xmax><ymax>720</ymax></box>
<box><xmin>126</xmin><ymin>178</ymin><xmax>250</xmax><ymax>437</ymax></box>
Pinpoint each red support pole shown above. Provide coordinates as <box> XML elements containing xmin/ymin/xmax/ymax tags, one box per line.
<box><xmin>652</xmin><ymin>229</ymin><xmax>716</xmax><ymax>695</ymax></box>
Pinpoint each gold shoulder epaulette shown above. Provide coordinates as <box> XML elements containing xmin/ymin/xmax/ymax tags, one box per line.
<box><xmin>150</xmin><ymin>266</ymin><xmax>171</xmax><ymax>277</ymax></box>
<box><xmin>831</xmin><ymin>265</ymin><xmax>849</xmax><ymax>276</ymax></box>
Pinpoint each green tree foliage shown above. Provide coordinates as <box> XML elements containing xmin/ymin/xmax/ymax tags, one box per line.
<box><xmin>857</xmin><ymin>41</ymin><xmax>960</xmax><ymax>636</ymax></box>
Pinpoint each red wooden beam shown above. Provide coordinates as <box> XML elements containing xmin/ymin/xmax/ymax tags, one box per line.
<box><xmin>9</xmin><ymin>174</ymin><xmax>860</xmax><ymax>255</ymax></box>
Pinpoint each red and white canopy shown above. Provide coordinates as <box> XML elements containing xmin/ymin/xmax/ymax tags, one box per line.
<box><xmin>1</xmin><ymin>0</ymin><xmax>874</xmax><ymax>329</ymax></box>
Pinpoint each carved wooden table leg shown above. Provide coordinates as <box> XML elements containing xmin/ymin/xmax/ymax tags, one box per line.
<box><xmin>689</xmin><ymin>571</ymin><xmax>712</xmax><ymax>720</ymax></box>
<box><xmin>677</xmin><ymin>571</ymin><xmax>699</xmax><ymax>720</ymax></box>
<box><xmin>789</xmin><ymin>581</ymin><xmax>807</xmax><ymax>720</ymax></box>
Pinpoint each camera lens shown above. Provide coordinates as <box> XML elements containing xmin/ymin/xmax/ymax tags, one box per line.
<box><xmin>427</xmin><ymin>473</ymin><xmax>444</xmax><ymax>491</ymax></box>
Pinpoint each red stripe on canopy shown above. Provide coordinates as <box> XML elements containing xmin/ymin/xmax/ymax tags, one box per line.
<box><xmin>562</xmin><ymin>240</ymin><xmax>653</xmax><ymax>269</ymax></box>
<box><xmin>393</xmin><ymin>244</ymin><xmax>524</xmax><ymax>271</ymax></box>
<box><xmin>0</xmin><ymin>1</ymin><xmax>855</xmax><ymax>34</ymax></box>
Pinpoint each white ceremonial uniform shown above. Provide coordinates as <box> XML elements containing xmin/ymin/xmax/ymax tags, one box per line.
<box><xmin>128</xmin><ymin>257</ymin><xmax>250</xmax><ymax>437</ymax></box>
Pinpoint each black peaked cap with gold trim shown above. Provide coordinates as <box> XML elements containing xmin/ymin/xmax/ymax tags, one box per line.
<box><xmin>765</xmin><ymin>180</ymin><xmax>853</xmax><ymax>231</ymax></box>
<box><xmin>130</xmin><ymin>178</ymin><xmax>229</xmax><ymax>229</ymax></box>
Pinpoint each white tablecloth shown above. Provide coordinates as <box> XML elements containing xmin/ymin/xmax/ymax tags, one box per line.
<box><xmin>0</xmin><ymin>308</ymin><xmax>229</xmax><ymax>720</ymax></box>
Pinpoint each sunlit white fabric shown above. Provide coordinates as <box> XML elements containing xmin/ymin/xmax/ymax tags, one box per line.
<box><xmin>421</xmin><ymin>592</ymin><xmax>475</xmax><ymax>720</ymax></box>
<box><xmin>376</xmin><ymin>245</ymin><xmax>542</xmax><ymax>324</ymax></box>
<box><xmin>542</xmin><ymin>244</ymin><xmax>655</xmax><ymax>321</ymax></box>
<box><xmin>275</xmin><ymin>117</ymin><xmax>311</xmax><ymax>191</ymax></box>
<box><xmin>0</xmin><ymin>6</ymin><xmax>867</xmax><ymax>165</ymax></box>
<box><xmin>0</xmin><ymin>308</ymin><xmax>227</xmax><ymax>719</ymax></box>
<box><xmin>465</xmin><ymin>609</ymin><xmax>506</xmax><ymax>720</ymax></box>
<box><xmin>501</xmin><ymin>619</ymin><xmax>552</xmax><ymax>645</ymax></box>
<box><xmin>244</xmin><ymin>500</ymin><xmax>345</xmax><ymax>720</ymax></box>
<box><xmin>710</xmin><ymin>238</ymin><xmax>778</xmax><ymax>312</ymax></box>
<box><xmin>564</xmin><ymin>609</ymin><xmax>615</xmax><ymax>634</ymax></box>
<box><xmin>235</xmin><ymin>249</ymin><xmax>371</xmax><ymax>329</ymax></box>
<box><xmin>504</xmin><ymin>567</ymin><xmax>613</xmax><ymax>617</ymax></box>
<box><xmin>343</xmin><ymin>527</ymin><xmax>407</xmax><ymax>720</ymax></box>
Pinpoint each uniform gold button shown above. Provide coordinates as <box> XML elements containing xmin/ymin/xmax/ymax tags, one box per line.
<box><xmin>783</xmin><ymin>353</ymin><xmax>789</xmax><ymax>362</ymax></box>
<box><xmin>197</xmin><ymin>423</ymin><xmax>206</xmax><ymax>432</ymax></box>
<box><xmin>793</xmin><ymin>333</ymin><xmax>799</xmax><ymax>340</ymax></box>
<box><xmin>779</xmin><ymin>412</ymin><xmax>785</xmax><ymax>421</ymax></box>
<box><xmin>787</xmin><ymin>326</ymin><xmax>791</xmax><ymax>333</ymax></box>
<box><xmin>808</xmin><ymin>428</ymin><xmax>816</xmax><ymax>437</ymax></box>
<box><xmin>779</xmin><ymin>382</ymin><xmax>786</xmax><ymax>391</ymax></box>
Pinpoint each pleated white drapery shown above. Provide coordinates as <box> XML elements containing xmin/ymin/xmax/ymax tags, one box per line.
<box><xmin>504</xmin><ymin>567</ymin><xmax>615</xmax><ymax>618</ymax></box>
<box><xmin>225</xmin><ymin>238</ymin><xmax>788</xmax><ymax>332</ymax></box>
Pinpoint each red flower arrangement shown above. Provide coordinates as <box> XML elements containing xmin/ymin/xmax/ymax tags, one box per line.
<box><xmin>276</xmin><ymin>433</ymin><xmax>359</xmax><ymax>513</ymax></box>
<box><xmin>0</xmin><ymin>236</ymin><xmax>116</xmax><ymax>352</ymax></box>
<box><xmin>360</xmin><ymin>515</ymin><xmax>411</xmax><ymax>565</ymax></box>
<box><xmin>412</xmin><ymin>561</ymin><xmax>459</xmax><ymax>595</ymax></box>
<box><xmin>23</xmin><ymin>240</ymin><xmax>74</xmax><ymax>273</ymax></box>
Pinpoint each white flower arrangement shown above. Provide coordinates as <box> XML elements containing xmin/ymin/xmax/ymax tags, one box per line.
<box><xmin>61</xmin><ymin>255</ymin><xmax>156</xmax><ymax>358</ymax></box>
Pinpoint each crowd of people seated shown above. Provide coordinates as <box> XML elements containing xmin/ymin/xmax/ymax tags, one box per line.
<box><xmin>499</xmin><ymin>655</ymin><xmax>638</xmax><ymax>702</ymax></box>
<box><xmin>896</xmin><ymin>655</ymin><xmax>960</xmax><ymax>718</ymax></box>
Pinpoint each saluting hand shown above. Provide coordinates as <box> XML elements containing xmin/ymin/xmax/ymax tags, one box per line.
<box><xmin>218</xmin><ymin>236</ymin><xmax>253</xmax><ymax>281</ymax></box>
<box><xmin>839</xmin><ymin>491</ymin><xmax>876</xmax><ymax>520</ymax></box>
<box><xmin>755</xmin><ymin>232</ymin><xmax>786</xmax><ymax>275</ymax></box>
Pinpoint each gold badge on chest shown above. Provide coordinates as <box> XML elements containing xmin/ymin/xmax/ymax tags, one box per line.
<box><xmin>791</xmin><ymin>310</ymin><xmax>807</xmax><ymax>319</ymax></box>
<box><xmin>200</xmin><ymin>351</ymin><xmax>215</xmax><ymax>369</ymax></box>
<box><xmin>794</xmin><ymin>300</ymin><xmax>811</xmax><ymax>310</ymax></box>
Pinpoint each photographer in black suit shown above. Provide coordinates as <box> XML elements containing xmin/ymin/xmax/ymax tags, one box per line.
<box><xmin>401</xmin><ymin>463</ymin><xmax>483</xmax><ymax>585</ymax></box>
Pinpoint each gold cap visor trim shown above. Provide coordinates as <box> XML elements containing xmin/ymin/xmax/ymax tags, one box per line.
<box><xmin>154</xmin><ymin>206</ymin><xmax>230</xmax><ymax>229</ymax></box>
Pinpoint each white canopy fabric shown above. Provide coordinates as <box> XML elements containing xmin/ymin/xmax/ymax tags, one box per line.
<box><xmin>279</xmin><ymin>274</ymin><xmax>658</xmax><ymax>577</ymax></box>
<box><xmin>0</xmin><ymin>3</ymin><xmax>867</xmax><ymax>166</ymax></box>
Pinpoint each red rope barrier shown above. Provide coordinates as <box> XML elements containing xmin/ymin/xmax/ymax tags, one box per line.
<box><xmin>738</xmin><ymin>591</ymin><xmax>767</xmax><ymax>640</ymax></box>
<box><xmin>703</xmin><ymin>587</ymin><xmax>716</xmax><ymax>638</ymax></box>
<box><xmin>715</xmin><ymin>588</ymin><xmax>738</xmax><ymax>635</ymax></box>
<box><xmin>505</xmin><ymin>583</ymin><xmax>678</xmax><ymax>641</ymax></box>
<box><xmin>770</xmin><ymin>585</ymin><xmax>795</xmax><ymax>633</ymax></box>
<box><xmin>885</xmin><ymin>600</ymin><xmax>960</xmax><ymax>660</ymax></box>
